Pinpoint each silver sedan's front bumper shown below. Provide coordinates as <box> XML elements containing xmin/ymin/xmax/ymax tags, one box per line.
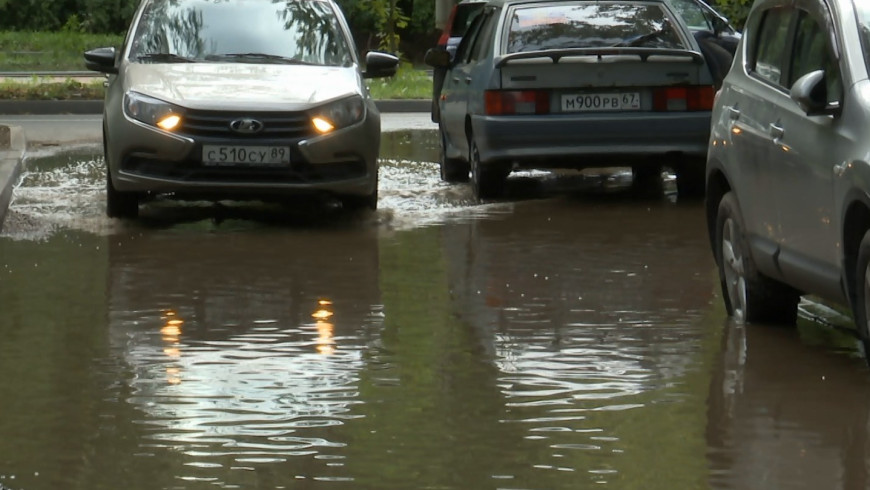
<box><xmin>104</xmin><ymin>105</ymin><xmax>381</xmax><ymax>199</ymax></box>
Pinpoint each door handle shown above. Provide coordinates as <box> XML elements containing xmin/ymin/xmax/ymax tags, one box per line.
<box><xmin>728</xmin><ymin>107</ymin><xmax>740</xmax><ymax>120</ymax></box>
<box><xmin>769</xmin><ymin>123</ymin><xmax>784</xmax><ymax>140</ymax></box>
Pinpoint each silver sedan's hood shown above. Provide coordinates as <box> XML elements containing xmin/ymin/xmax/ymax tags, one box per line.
<box><xmin>122</xmin><ymin>62</ymin><xmax>362</xmax><ymax>111</ymax></box>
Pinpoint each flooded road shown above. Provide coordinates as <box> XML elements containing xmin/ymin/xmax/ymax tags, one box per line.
<box><xmin>1</xmin><ymin>131</ymin><xmax>870</xmax><ymax>490</ymax></box>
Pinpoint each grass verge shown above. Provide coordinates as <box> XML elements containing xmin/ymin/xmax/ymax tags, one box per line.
<box><xmin>0</xmin><ymin>31</ymin><xmax>432</xmax><ymax>100</ymax></box>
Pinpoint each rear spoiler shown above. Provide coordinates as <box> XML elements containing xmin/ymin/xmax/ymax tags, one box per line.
<box><xmin>495</xmin><ymin>47</ymin><xmax>704</xmax><ymax>68</ymax></box>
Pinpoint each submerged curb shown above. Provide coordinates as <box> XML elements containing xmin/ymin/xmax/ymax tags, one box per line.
<box><xmin>0</xmin><ymin>99</ymin><xmax>431</xmax><ymax>115</ymax></box>
<box><xmin>0</xmin><ymin>125</ymin><xmax>25</xmax><ymax>231</ymax></box>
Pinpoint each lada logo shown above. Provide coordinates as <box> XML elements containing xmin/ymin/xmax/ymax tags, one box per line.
<box><xmin>229</xmin><ymin>118</ymin><xmax>264</xmax><ymax>134</ymax></box>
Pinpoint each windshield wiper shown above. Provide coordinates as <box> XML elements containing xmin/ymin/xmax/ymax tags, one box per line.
<box><xmin>611</xmin><ymin>24</ymin><xmax>672</xmax><ymax>48</ymax></box>
<box><xmin>136</xmin><ymin>52</ymin><xmax>195</xmax><ymax>63</ymax></box>
<box><xmin>206</xmin><ymin>53</ymin><xmax>315</xmax><ymax>65</ymax></box>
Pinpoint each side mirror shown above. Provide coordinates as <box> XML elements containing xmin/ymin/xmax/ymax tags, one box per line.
<box><xmin>790</xmin><ymin>69</ymin><xmax>839</xmax><ymax>116</ymax></box>
<box><xmin>363</xmin><ymin>51</ymin><xmax>399</xmax><ymax>79</ymax></box>
<box><xmin>424</xmin><ymin>47</ymin><xmax>451</xmax><ymax>68</ymax></box>
<box><xmin>83</xmin><ymin>47</ymin><xmax>118</xmax><ymax>75</ymax></box>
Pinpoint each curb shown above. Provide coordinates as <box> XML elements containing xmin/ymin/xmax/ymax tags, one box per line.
<box><xmin>0</xmin><ymin>99</ymin><xmax>432</xmax><ymax>115</ymax></box>
<box><xmin>0</xmin><ymin>125</ymin><xmax>25</xmax><ymax>232</ymax></box>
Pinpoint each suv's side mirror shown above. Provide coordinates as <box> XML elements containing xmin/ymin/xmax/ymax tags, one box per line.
<box><xmin>424</xmin><ymin>47</ymin><xmax>451</xmax><ymax>68</ymax></box>
<box><xmin>83</xmin><ymin>47</ymin><xmax>118</xmax><ymax>75</ymax></box>
<box><xmin>790</xmin><ymin>69</ymin><xmax>840</xmax><ymax>117</ymax></box>
<box><xmin>363</xmin><ymin>51</ymin><xmax>399</xmax><ymax>79</ymax></box>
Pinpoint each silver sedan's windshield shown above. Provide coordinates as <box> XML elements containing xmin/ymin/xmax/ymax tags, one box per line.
<box><xmin>128</xmin><ymin>0</ymin><xmax>354</xmax><ymax>66</ymax></box>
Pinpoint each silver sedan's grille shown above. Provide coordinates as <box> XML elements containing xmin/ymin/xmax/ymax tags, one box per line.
<box><xmin>179</xmin><ymin>110</ymin><xmax>315</xmax><ymax>139</ymax></box>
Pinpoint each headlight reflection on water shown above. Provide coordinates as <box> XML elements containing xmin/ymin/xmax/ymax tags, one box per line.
<box><xmin>161</xmin><ymin>310</ymin><xmax>184</xmax><ymax>385</ymax></box>
<box><xmin>313</xmin><ymin>299</ymin><xmax>336</xmax><ymax>355</ymax></box>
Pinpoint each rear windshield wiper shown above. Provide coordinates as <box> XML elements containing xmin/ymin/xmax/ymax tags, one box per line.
<box><xmin>611</xmin><ymin>24</ymin><xmax>672</xmax><ymax>48</ymax></box>
<box><xmin>136</xmin><ymin>53</ymin><xmax>195</xmax><ymax>63</ymax></box>
<box><xmin>206</xmin><ymin>53</ymin><xmax>315</xmax><ymax>65</ymax></box>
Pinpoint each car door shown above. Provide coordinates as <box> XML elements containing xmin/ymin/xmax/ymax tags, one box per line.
<box><xmin>769</xmin><ymin>1</ymin><xmax>847</xmax><ymax>298</ymax></box>
<box><xmin>440</xmin><ymin>8</ymin><xmax>495</xmax><ymax>162</ymax></box>
<box><xmin>719</xmin><ymin>5</ymin><xmax>795</xmax><ymax>269</ymax></box>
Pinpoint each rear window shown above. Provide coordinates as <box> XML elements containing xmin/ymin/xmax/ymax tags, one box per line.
<box><xmin>505</xmin><ymin>2</ymin><xmax>686</xmax><ymax>53</ymax></box>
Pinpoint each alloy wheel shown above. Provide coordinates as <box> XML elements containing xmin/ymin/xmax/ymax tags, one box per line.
<box><xmin>721</xmin><ymin>216</ymin><xmax>747</xmax><ymax>323</ymax></box>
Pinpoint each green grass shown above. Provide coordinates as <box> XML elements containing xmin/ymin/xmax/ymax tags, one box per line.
<box><xmin>0</xmin><ymin>30</ymin><xmax>124</xmax><ymax>71</ymax></box>
<box><xmin>0</xmin><ymin>30</ymin><xmax>432</xmax><ymax>100</ymax></box>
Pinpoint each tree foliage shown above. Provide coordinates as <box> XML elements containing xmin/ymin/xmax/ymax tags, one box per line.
<box><xmin>0</xmin><ymin>0</ymin><xmax>753</xmax><ymax>54</ymax></box>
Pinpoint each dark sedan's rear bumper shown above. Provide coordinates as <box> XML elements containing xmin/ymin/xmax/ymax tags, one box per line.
<box><xmin>471</xmin><ymin>111</ymin><xmax>710</xmax><ymax>169</ymax></box>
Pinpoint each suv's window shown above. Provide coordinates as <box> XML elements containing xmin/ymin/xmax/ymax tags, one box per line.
<box><xmin>790</xmin><ymin>10</ymin><xmax>842</xmax><ymax>103</ymax></box>
<box><xmin>752</xmin><ymin>7</ymin><xmax>793</xmax><ymax>86</ymax></box>
<box><xmin>129</xmin><ymin>0</ymin><xmax>353</xmax><ymax>66</ymax></box>
<box><xmin>505</xmin><ymin>2</ymin><xmax>686</xmax><ymax>53</ymax></box>
<box><xmin>853</xmin><ymin>3</ymin><xmax>870</xmax><ymax>79</ymax></box>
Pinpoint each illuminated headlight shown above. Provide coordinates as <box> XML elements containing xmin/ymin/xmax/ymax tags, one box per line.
<box><xmin>124</xmin><ymin>91</ymin><xmax>183</xmax><ymax>131</ymax></box>
<box><xmin>310</xmin><ymin>95</ymin><xmax>365</xmax><ymax>134</ymax></box>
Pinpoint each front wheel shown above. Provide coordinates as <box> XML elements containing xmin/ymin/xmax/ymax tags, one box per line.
<box><xmin>853</xmin><ymin>231</ymin><xmax>870</xmax><ymax>358</ymax></box>
<box><xmin>715</xmin><ymin>192</ymin><xmax>799</xmax><ymax>324</ymax></box>
<box><xmin>341</xmin><ymin>187</ymin><xmax>378</xmax><ymax>212</ymax></box>
<box><xmin>105</xmin><ymin>148</ymin><xmax>138</xmax><ymax>219</ymax></box>
<box><xmin>675</xmin><ymin>157</ymin><xmax>706</xmax><ymax>199</ymax></box>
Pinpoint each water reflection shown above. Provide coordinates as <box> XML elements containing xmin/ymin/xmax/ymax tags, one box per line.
<box><xmin>106</xmin><ymin>226</ymin><xmax>382</xmax><ymax>478</ymax></box>
<box><xmin>5</xmin><ymin>138</ymin><xmax>870</xmax><ymax>489</ymax></box>
<box><xmin>435</xmin><ymin>197</ymin><xmax>719</xmax><ymax>485</ymax></box>
<box><xmin>707</xmin><ymin>318</ymin><xmax>870</xmax><ymax>490</ymax></box>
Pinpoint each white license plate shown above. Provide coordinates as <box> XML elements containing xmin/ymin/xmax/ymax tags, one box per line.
<box><xmin>561</xmin><ymin>92</ymin><xmax>641</xmax><ymax>112</ymax></box>
<box><xmin>202</xmin><ymin>145</ymin><xmax>291</xmax><ymax>166</ymax></box>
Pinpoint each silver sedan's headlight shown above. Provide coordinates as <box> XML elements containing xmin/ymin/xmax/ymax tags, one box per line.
<box><xmin>309</xmin><ymin>95</ymin><xmax>365</xmax><ymax>134</ymax></box>
<box><xmin>124</xmin><ymin>91</ymin><xmax>183</xmax><ymax>131</ymax></box>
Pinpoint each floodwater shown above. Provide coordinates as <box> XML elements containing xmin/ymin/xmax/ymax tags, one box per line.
<box><xmin>1</xmin><ymin>132</ymin><xmax>870</xmax><ymax>490</ymax></box>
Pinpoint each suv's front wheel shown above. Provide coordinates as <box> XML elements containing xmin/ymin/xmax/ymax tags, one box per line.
<box><xmin>715</xmin><ymin>192</ymin><xmax>799</xmax><ymax>324</ymax></box>
<box><xmin>853</xmin><ymin>231</ymin><xmax>870</xmax><ymax>357</ymax></box>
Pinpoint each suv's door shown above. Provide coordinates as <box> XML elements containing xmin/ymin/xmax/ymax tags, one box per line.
<box><xmin>719</xmin><ymin>5</ymin><xmax>795</xmax><ymax>274</ymax></box>
<box><xmin>770</xmin><ymin>2</ymin><xmax>847</xmax><ymax>299</ymax></box>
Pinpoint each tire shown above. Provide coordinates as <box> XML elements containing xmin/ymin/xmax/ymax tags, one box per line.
<box><xmin>675</xmin><ymin>157</ymin><xmax>706</xmax><ymax>199</ymax></box>
<box><xmin>469</xmin><ymin>139</ymin><xmax>506</xmax><ymax>201</ymax></box>
<box><xmin>853</xmin><ymin>231</ymin><xmax>870</xmax><ymax>357</ymax></box>
<box><xmin>631</xmin><ymin>164</ymin><xmax>662</xmax><ymax>193</ymax></box>
<box><xmin>439</xmin><ymin>124</ymin><xmax>469</xmax><ymax>183</ymax></box>
<box><xmin>715</xmin><ymin>192</ymin><xmax>799</xmax><ymax>324</ymax></box>
<box><xmin>104</xmin><ymin>140</ymin><xmax>138</xmax><ymax>219</ymax></box>
<box><xmin>341</xmin><ymin>187</ymin><xmax>378</xmax><ymax>212</ymax></box>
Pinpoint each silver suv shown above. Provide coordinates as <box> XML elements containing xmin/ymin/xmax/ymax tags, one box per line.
<box><xmin>706</xmin><ymin>0</ymin><xmax>870</xmax><ymax>355</ymax></box>
<box><xmin>84</xmin><ymin>0</ymin><xmax>398</xmax><ymax>219</ymax></box>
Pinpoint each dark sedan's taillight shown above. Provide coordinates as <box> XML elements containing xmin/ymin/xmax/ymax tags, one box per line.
<box><xmin>653</xmin><ymin>85</ymin><xmax>715</xmax><ymax>111</ymax></box>
<box><xmin>485</xmin><ymin>90</ymin><xmax>550</xmax><ymax>115</ymax></box>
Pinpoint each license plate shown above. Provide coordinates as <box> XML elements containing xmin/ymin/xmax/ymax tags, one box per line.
<box><xmin>202</xmin><ymin>145</ymin><xmax>291</xmax><ymax>166</ymax></box>
<box><xmin>561</xmin><ymin>92</ymin><xmax>641</xmax><ymax>112</ymax></box>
